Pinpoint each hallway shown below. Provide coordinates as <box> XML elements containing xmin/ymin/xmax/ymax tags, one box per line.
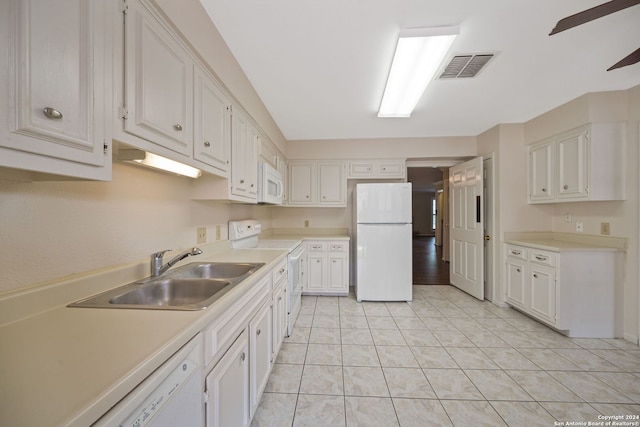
<box><xmin>412</xmin><ymin>236</ymin><xmax>450</xmax><ymax>285</ymax></box>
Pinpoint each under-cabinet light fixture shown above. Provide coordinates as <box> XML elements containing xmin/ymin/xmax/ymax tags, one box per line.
<box><xmin>378</xmin><ymin>26</ymin><xmax>459</xmax><ymax>118</ymax></box>
<box><xmin>118</xmin><ymin>149</ymin><xmax>202</xmax><ymax>178</ymax></box>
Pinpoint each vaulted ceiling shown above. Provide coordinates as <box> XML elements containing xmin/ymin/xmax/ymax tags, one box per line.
<box><xmin>200</xmin><ymin>0</ymin><xmax>640</xmax><ymax>140</ymax></box>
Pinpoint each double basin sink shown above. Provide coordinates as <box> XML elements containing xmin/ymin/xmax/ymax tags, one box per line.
<box><xmin>69</xmin><ymin>262</ymin><xmax>264</xmax><ymax>310</ymax></box>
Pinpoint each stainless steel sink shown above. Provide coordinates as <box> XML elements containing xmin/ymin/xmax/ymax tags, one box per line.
<box><xmin>68</xmin><ymin>262</ymin><xmax>264</xmax><ymax>310</ymax></box>
<box><xmin>170</xmin><ymin>262</ymin><xmax>263</xmax><ymax>279</ymax></box>
<box><xmin>108</xmin><ymin>278</ymin><xmax>231</xmax><ymax>306</ymax></box>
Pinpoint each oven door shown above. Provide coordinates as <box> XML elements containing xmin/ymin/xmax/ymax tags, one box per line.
<box><xmin>287</xmin><ymin>245</ymin><xmax>303</xmax><ymax>336</ymax></box>
<box><xmin>258</xmin><ymin>162</ymin><xmax>283</xmax><ymax>205</ymax></box>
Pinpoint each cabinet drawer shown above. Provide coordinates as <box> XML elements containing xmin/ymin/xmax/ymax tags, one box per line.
<box><xmin>529</xmin><ymin>250</ymin><xmax>556</xmax><ymax>267</ymax></box>
<box><xmin>378</xmin><ymin>161</ymin><xmax>404</xmax><ymax>176</ymax></box>
<box><xmin>329</xmin><ymin>242</ymin><xmax>348</xmax><ymax>252</ymax></box>
<box><xmin>307</xmin><ymin>242</ymin><xmax>326</xmax><ymax>252</ymax></box>
<box><xmin>348</xmin><ymin>162</ymin><xmax>375</xmax><ymax>177</ymax></box>
<box><xmin>506</xmin><ymin>245</ymin><xmax>527</xmax><ymax>260</ymax></box>
<box><xmin>271</xmin><ymin>258</ymin><xmax>287</xmax><ymax>286</ymax></box>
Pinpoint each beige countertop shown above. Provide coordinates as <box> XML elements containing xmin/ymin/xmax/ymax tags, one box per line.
<box><xmin>0</xmin><ymin>244</ymin><xmax>287</xmax><ymax>427</ymax></box>
<box><xmin>504</xmin><ymin>231</ymin><xmax>626</xmax><ymax>253</ymax></box>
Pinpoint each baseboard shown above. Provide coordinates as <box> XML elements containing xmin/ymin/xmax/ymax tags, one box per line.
<box><xmin>623</xmin><ymin>332</ymin><xmax>639</xmax><ymax>345</ymax></box>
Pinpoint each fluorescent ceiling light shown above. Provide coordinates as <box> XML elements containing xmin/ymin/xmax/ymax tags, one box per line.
<box><xmin>118</xmin><ymin>149</ymin><xmax>202</xmax><ymax>178</ymax></box>
<box><xmin>378</xmin><ymin>26</ymin><xmax>459</xmax><ymax>118</ymax></box>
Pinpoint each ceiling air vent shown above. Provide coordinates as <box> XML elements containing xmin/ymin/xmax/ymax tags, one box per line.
<box><xmin>439</xmin><ymin>54</ymin><xmax>494</xmax><ymax>79</ymax></box>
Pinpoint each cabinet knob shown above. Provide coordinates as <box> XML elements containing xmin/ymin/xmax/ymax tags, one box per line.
<box><xmin>257</xmin><ymin>329</ymin><xmax>261</xmax><ymax>335</ymax></box>
<box><xmin>516</xmin><ymin>268</ymin><xmax>521</xmax><ymax>272</ymax></box>
<box><xmin>174</xmin><ymin>124</ymin><xmax>183</xmax><ymax>131</ymax></box>
<box><xmin>43</xmin><ymin>107</ymin><xmax>63</xmax><ymax>120</ymax></box>
<box><xmin>204</xmin><ymin>141</ymin><xmax>211</xmax><ymax>147</ymax></box>
<box><xmin>251</xmin><ymin>184</ymin><xmax>254</xmax><ymax>188</ymax></box>
<box><xmin>542</xmin><ymin>188</ymin><xmax>546</xmax><ymax>192</ymax></box>
<box><xmin>533</xmin><ymin>274</ymin><xmax>538</xmax><ymax>278</ymax></box>
<box><xmin>279</xmin><ymin>268</ymin><xmax>285</xmax><ymax>274</ymax></box>
<box><xmin>241</xmin><ymin>352</ymin><xmax>246</xmax><ymax>361</ymax></box>
<box><xmin>278</xmin><ymin>297</ymin><xmax>282</xmax><ymax>301</ymax></box>
<box><xmin>563</xmin><ymin>185</ymin><xmax>569</xmax><ymax>190</ymax></box>
<box><xmin>322</xmin><ymin>196</ymin><xmax>326</xmax><ymax>199</ymax></box>
<box><xmin>306</xmin><ymin>195</ymin><xmax>309</xmax><ymax>198</ymax></box>
<box><xmin>240</xmin><ymin>179</ymin><xmax>245</xmax><ymax>184</ymax></box>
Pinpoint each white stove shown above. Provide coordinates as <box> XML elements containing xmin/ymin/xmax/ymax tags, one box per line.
<box><xmin>229</xmin><ymin>220</ymin><xmax>304</xmax><ymax>336</ymax></box>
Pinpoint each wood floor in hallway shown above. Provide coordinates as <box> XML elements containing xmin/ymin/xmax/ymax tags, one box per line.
<box><xmin>413</xmin><ymin>236</ymin><xmax>450</xmax><ymax>285</ymax></box>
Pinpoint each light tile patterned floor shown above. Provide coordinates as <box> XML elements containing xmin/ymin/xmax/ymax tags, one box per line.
<box><xmin>251</xmin><ymin>285</ymin><xmax>640</xmax><ymax>427</ymax></box>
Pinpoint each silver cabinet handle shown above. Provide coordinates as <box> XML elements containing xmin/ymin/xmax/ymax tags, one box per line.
<box><xmin>43</xmin><ymin>107</ymin><xmax>63</xmax><ymax>120</ymax></box>
<box><xmin>511</xmin><ymin>250</ymin><xmax>521</xmax><ymax>255</ymax></box>
<box><xmin>241</xmin><ymin>352</ymin><xmax>246</xmax><ymax>361</ymax></box>
<box><xmin>174</xmin><ymin>124</ymin><xmax>183</xmax><ymax>131</ymax></box>
<box><xmin>535</xmin><ymin>256</ymin><xmax>547</xmax><ymax>261</ymax></box>
<box><xmin>204</xmin><ymin>141</ymin><xmax>211</xmax><ymax>147</ymax></box>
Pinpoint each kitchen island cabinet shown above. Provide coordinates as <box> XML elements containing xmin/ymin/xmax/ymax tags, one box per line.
<box><xmin>504</xmin><ymin>234</ymin><xmax>624</xmax><ymax>338</ymax></box>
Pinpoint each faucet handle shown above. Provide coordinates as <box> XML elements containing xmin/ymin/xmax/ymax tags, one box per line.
<box><xmin>151</xmin><ymin>249</ymin><xmax>172</xmax><ymax>260</ymax></box>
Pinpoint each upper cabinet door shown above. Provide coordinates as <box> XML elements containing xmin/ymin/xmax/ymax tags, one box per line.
<box><xmin>529</xmin><ymin>141</ymin><xmax>554</xmax><ymax>202</ymax></box>
<box><xmin>318</xmin><ymin>162</ymin><xmax>346</xmax><ymax>205</ymax></box>
<box><xmin>557</xmin><ymin>128</ymin><xmax>588</xmax><ymax>199</ymax></box>
<box><xmin>289</xmin><ymin>162</ymin><xmax>316</xmax><ymax>205</ymax></box>
<box><xmin>1</xmin><ymin>0</ymin><xmax>109</xmax><ymax>178</ymax></box>
<box><xmin>124</xmin><ymin>0</ymin><xmax>193</xmax><ymax>155</ymax></box>
<box><xmin>194</xmin><ymin>65</ymin><xmax>230</xmax><ymax>175</ymax></box>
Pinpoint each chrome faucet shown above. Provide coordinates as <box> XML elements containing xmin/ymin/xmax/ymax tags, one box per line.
<box><xmin>150</xmin><ymin>247</ymin><xmax>203</xmax><ymax>277</ymax></box>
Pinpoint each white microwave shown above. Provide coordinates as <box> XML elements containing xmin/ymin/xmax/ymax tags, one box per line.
<box><xmin>257</xmin><ymin>162</ymin><xmax>284</xmax><ymax>205</ymax></box>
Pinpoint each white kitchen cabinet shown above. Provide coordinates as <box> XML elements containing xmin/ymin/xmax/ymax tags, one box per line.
<box><xmin>348</xmin><ymin>159</ymin><xmax>406</xmax><ymax>179</ymax></box>
<box><xmin>528</xmin><ymin>142</ymin><xmax>554</xmax><ymax>202</ymax></box>
<box><xmin>272</xmin><ymin>276</ymin><xmax>287</xmax><ymax>359</ymax></box>
<box><xmin>504</xmin><ymin>242</ymin><xmax>618</xmax><ymax>337</ymax></box>
<box><xmin>303</xmin><ymin>240</ymin><xmax>349</xmax><ymax>295</ymax></box>
<box><xmin>288</xmin><ymin>160</ymin><xmax>346</xmax><ymax>207</ymax></box>
<box><xmin>205</xmin><ymin>330</ymin><xmax>250</xmax><ymax>427</ymax></box>
<box><xmin>318</xmin><ymin>162</ymin><xmax>347</xmax><ymax>205</ymax></box>
<box><xmin>249</xmin><ymin>301</ymin><xmax>272</xmax><ymax>419</ymax></box>
<box><xmin>230</xmin><ymin>111</ymin><xmax>259</xmax><ymax>201</ymax></box>
<box><xmin>528</xmin><ymin>123</ymin><xmax>625</xmax><ymax>203</ymax></box>
<box><xmin>505</xmin><ymin>245</ymin><xmax>557</xmax><ymax>326</ymax></box>
<box><xmin>0</xmin><ymin>0</ymin><xmax>111</xmax><ymax>180</ymax></box>
<box><xmin>123</xmin><ymin>0</ymin><xmax>193</xmax><ymax>156</ymax></box>
<box><xmin>194</xmin><ymin>64</ymin><xmax>231</xmax><ymax>175</ymax></box>
<box><xmin>289</xmin><ymin>162</ymin><xmax>316</xmax><ymax>205</ymax></box>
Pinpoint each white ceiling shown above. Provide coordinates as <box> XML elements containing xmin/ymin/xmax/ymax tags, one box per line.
<box><xmin>199</xmin><ymin>0</ymin><xmax>640</xmax><ymax>141</ymax></box>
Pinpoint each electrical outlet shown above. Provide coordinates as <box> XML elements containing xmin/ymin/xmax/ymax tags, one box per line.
<box><xmin>564</xmin><ymin>213</ymin><xmax>571</xmax><ymax>223</ymax></box>
<box><xmin>304</xmin><ymin>220</ymin><xmax>309</xmax><ymax>228</ymax></box>
<box><xmin>196</xmin><ymin>227</ymin><xmax>207</xmax><ymax>244</ymax></box>
<box><xmin>216</xmin><ymin>225</ymin><xmax>221</xmax><ymax>240</ymax></box>
<box><xmin>576</xmin><ymin>221</ymin><xmax>584</xmax><ymax>232</ymax></box>
<box><xmin>601</xmin><ymin>222</ymin><xmax>611</xmax><ymax>235</ymax></box>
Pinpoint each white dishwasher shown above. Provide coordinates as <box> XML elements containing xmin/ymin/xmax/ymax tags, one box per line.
<box><xmin>94</xmin><ymin>334</ymin><xmax>203</xmax><ymax>427</ymax></box>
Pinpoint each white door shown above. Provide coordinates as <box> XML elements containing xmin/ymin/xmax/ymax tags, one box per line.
<box><xmin>449</xmin><ymin>157</ymin><xmax>484</xmax><ymax>300</ymax></box>
<box><xmin>483</xmin><ymin>157</ymin><xmax>495</xmax><ymax>302</ymax></box>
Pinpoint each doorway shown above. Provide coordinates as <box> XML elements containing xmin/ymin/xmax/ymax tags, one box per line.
<box><xmin>408</xmin><ymin>166</ymin><xmax>450</xmax><ymax>285</ymax></box>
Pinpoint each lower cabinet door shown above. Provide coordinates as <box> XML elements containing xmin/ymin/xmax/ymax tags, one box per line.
<box><xmin>505</xmin><ymin>260</ymin><xmax>526</xmax><ymax>308</ymax></box>
<box><xmin>250</xmin><ymin>301</ymin><xmax>272</xmax><ymax>419</ymax></box>
<box><xmin>530</xmin><ymin>266</ymin><xmax>556</xmax><ymax>323</ymax></box>
<box><xmin>205</xmin><ymin>330</ymin><xmax>249</xmax><ymax>427</ymax></box>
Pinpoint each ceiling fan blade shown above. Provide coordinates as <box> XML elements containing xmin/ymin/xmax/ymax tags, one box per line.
<box><xmin>549</xmin><ymin>0</ymin><xmax>640</xmax><ymax>35</ymax></box>
<box><xmin>607</xmin><ymin>47</ymin><xmax>640</xmax><ymax>70</ymax></box>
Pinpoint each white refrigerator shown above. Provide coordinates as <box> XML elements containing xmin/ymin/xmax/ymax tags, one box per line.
<box><xmin>354</xmin><ymin>183</ymin><xmax>412</xmax><ymax>302</ymax></box>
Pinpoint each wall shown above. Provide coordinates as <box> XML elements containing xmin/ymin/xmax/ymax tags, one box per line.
<box><xmin>0</xmin><ymin>163</ymin><xmax>272</xmax><ymax>294</ymax></box>
<box><xmin>491</xmin><ymin>88</ymin><xmax>639</xmax><ymax>342</ymax></box>
<box><xmin>413</xmin><ymin>191</ymin><xmax>435</xmax><ymax>236</ymax></box>
<box><xmin>287</xmin><ymin>136</ymin><xmax>476</xmax><ymax>160</ymax></box>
